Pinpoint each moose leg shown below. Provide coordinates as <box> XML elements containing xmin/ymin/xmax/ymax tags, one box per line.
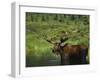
<box><xmin>69</xmin><ymin>54</ymin><xmax>81</xmax><ymax>65</ymax></box>
<box><xmin>81</xmin><ymin>49</ymin><xmax>87</xmax><ymax>64</ymax></box>
<box><xmin>60</xmin><ymin>53</ymin><xmax>69</xmax><ymax>65</ymax></box>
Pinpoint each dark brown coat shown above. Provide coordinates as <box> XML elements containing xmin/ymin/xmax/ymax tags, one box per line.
<box><xmin>53</xmin><ymin>43</ymin><xmax>88</xmax><ymax>65</ymax></box>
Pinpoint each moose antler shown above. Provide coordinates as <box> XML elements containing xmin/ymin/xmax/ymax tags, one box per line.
<box><xmin>46</xmin><ymin>37</ymin><xmax>55</xmax><ymax>44</ymax></box>
<box><xmin>46</xmin><ymin>37</ymin><xmax>61</xmax><ymax>44</ymax></box>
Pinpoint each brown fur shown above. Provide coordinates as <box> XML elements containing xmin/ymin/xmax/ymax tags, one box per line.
<box><xmin>53</xmin><ymin>43</ymin><xmax>88</xmax><ymax>65</ymax></box>
<box><xmin>63</xmin><ymin>44</ymin><xmax>88</xmax><ymax>56</ymax></box>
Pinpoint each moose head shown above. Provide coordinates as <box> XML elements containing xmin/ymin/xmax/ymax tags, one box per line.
<box><xmin>46</xmin><ymin>31</ymin><xmax>69</xmax><ymax>54</ymax></box>
<box><xmin>46</xmin><ymin>37</ymin><xmax>63</xmax><ymax>55</ymax></box>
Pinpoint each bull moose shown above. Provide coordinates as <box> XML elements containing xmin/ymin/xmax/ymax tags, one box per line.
<box><xmin>47</xmin><ymin>38</ymin><xmax>88</xmax><ymax>65</ymax></box>
<box><xmin>53</xmin><ymin>43</ymin><xmax>88</xmax><ymax>65</ymax></box>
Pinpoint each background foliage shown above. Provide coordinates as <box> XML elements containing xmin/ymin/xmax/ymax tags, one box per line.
<box><xmin>26</xmin><ymin>12</ymin><xmax>89</xmax><ymax>67</ymax></box>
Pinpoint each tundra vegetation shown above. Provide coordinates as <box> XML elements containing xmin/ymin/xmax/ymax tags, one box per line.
<box><xmin>26</xmin><ymin>12</ymin><xmax>89</xmax><ymax>67</ymax></box>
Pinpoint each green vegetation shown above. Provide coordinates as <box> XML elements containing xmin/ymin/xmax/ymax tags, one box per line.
<box><xmin>26</xmin><ymin>12</ymin><xmax>89</xmax><ymax>67</ymax></box>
